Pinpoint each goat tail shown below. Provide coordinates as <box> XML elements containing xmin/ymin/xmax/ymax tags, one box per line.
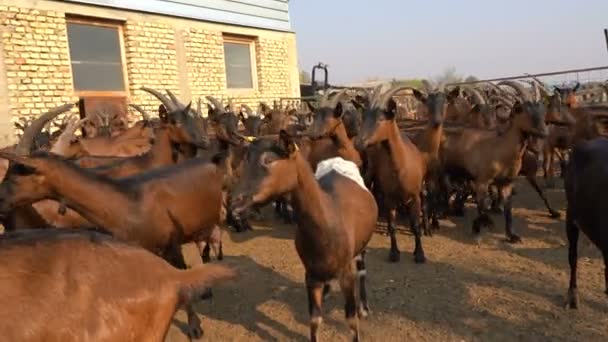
<box><xmin>176</xmin><ymin>264</ymin><xmax>237</xmax><ymax>304</ymax></box>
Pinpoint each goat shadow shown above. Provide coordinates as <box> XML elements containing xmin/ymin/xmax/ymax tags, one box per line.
<box><xmin>169</xmin><ymin>254</ymin><xmax>359</xmax><ymax>341</ymax></box>
<box><xmin>364</xmin><ymin>247</ymin><xmax>608</xmax><ymax>341</ymax></box>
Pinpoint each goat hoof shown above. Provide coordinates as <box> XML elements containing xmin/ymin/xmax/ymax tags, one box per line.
<box><xmin>201</xmin><ymin>254</ymin><xmax>211</xmax><ymax>264</ymax></box>
<box><xmin>200</xmin><ymin>288</ymin><xmax>213</xmax><ymax>301</ymax></box>
<box><xmin>550</xmin><ymin>210</ymin><xmax>561</xmax><ymax>219</ymax></box>
<box><xmin>506</xmin><ymin>234</ymin><xmax>522</xmax><ymax>244</ymax></box>
<box><xmin>566</xmin><ymin>288</ymin><xmax>579</xmax><ymax>309</ymax></box>
<box><xmin>358</xmin><ymin>305</ymin><xmax>370</xmax><ymax>318</ymax></box>
<box><xmin>388</xmin><ymin>250</ymin><xmax>400</xmax><ymax>263</ymax></box>
<box><xmin>186</xmin><ymin>325</ymin><xmax>204</xmax><ymax>340</ymax></box>
<box><xmin>414</xmin><ymin>252</ymin><xmax>426</xmax><ymax>264</ymax></box>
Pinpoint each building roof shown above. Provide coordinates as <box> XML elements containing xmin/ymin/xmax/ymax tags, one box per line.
<box><xmin>62</xmin><ymin>0</ymin><xmax>292</xmax><ymax>32</ymax></box>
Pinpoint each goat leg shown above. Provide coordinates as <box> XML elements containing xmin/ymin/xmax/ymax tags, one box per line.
<box><xmin>410</xmin><ymin>196</ymin><xmax>427</xmax><ymax>264</ymax></box>
<box><xmin>306</xmin><ymin>273</ymin><xmax>325</xmax><ymax>342</ymax></box>
<box><xmin>164</xmin><ymin>242</ymin><xmax>205</xmax><ymax>339</ymax></box>
<box><xmin>356</xmin><ymin>251</ymin><xmax>370</xmax><ymax>318</ymax></box>
<box><xmin>525</xmin><ymin>172</ymin><xmax>561</xmax><ymax>218</ymax></box>
<box><xmin>472</xmin><ymin>185</ymin><xmax>494</xmax><ymax>243</ymax></box>
<box><xmin>339</xmin><ymin>264</ymin><xmax>360</xmax><ymax>342</ymax></box>
<box><xmin>387</xmin><ymin>208</ymin><xmax>401</xmax><ymax>262</ymax></box>
<box><xmin>565</xmin><ymin>213</ymin><xmax>579</xmax><ymax>309</ymax></box>
<box><xmin>420</xmin><ymin>190</ymin><xmax>432</xmax><ymax>237</ymax></box>
<box><xmin>502</xmin><ymin>186</ymin><xmax>521</xmax><ymax>243</ymax></box>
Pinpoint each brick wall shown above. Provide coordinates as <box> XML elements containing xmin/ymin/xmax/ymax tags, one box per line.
<box><xmin>124</xmin><ymin>20</ymin><xmax>180</xmax><ymax>114</ymax></box>
<box><xmin>184</xmin><ymin>28</ymin><xmax>227</xmax><ymax>101</ymax></box>
<box><xmin>0</xmin><ymin>6</ymin><xmax>78</xmax><ymax>138</ymax></box>
<box><xmin>0</xmin><ymin>2</ymin><xmax>299</xmax><ymax>142</ymax></box>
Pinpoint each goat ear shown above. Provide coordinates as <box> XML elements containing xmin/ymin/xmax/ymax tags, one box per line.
<box><xmin>333</xmin><ymin>102</ymin><xmax>344</xmax><ymax>118</ymax></box>
<box><xmin>279</xmin><ymin>129</ymin><xmax>298</xmax><ymax>156</ymax></box>
<box><xmin>305</xmin><ymin>101</ymin><xmax>316</xmax><ymax>113</ymax></box>
<box><xmin>384</xmin><ymin>99</ymin><xmax>397</xmax><ymax>120</ymax></box>
<box><xmin>448</xmin><ymin>87</ymin><xmax>460</xmax><ymax>100</ymax></box>
<box><xmin>413</xmin><ymin>89</ymin><xmax>426</xmax><ymax>103</ymax></box>
<box><xmin>572</xmin><ymin>82</ymin><xmax>580</xmax><ymax>92</ymax></box>
<box><xmin>0</xmin><ymin>152</ymin><xmax>41</xmax><ymax>170</ymax></box>
<box><xmin>238</xmin><ymin>112</ymin><xmax>246</xmax><ymax>123</ymax></box>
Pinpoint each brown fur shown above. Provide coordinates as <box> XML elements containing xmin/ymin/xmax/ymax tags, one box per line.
<box><xmin>0</xmin><ymin>229</ymin><xmax>235</xmax><ymax>342</ymax></box>
<box><xmin>231</xmin><ymin>134</ymin><xmax>378</xmax><ymax>341</ymax></box>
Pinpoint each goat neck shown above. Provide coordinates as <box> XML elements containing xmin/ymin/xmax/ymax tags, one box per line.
<box><xmin>289</xmin><ymin>153</ymin><xmax>332</xmax><ymax>231</ymax></box>
<box><xmin>330</xmin><ymin>122</ymin><xmax>363</xmax><ymax>167</ymax></box>
<box><xmin>41</xmin><ymin>159</ymin><xmax>134</xmax><ymax>230</ymax></box>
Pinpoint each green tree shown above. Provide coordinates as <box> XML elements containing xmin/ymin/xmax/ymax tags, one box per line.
<box><xmin>434</xmin><ymin>66</ymin><xmax>462</xmax><ymax>85</ymax></box>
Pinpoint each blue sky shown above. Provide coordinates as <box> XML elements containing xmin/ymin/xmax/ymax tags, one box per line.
<box><xmin>289</xmin><ymin>0</ymin><xmax>608</xmax><ymax>84</ymax></box>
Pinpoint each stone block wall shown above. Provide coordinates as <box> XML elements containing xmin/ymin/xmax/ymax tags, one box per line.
<box><xmin>0</xmin><ymin>1</ymin><xmax>300</xmax><ymax>143</ymax></box>
<box><xmin>124</xmin><ymin>20</ymin><xmax>180</xmax><ymax>114</ymax></box>
<box><xmin>0</xmin><ymin>5</ymin><xmax>78</xmax><ymax>137</ymax></box>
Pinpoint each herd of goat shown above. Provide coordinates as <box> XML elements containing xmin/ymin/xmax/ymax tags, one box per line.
<box><xmin>0</xmin><ymin>79</ymin><xmax>608</xmax><ymax>341</ymax></box>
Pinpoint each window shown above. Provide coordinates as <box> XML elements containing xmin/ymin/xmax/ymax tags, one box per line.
<box><xmin>66</xmin><ymin>19</ymin><xmax>127</xmax><ymax>94</ymax></box>
<box><xmin>223</xmin><ymin>36</ymin><xmax>256</xmax><ymax>90</ymax></box>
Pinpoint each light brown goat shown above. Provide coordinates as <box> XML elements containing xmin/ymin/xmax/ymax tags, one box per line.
<box><xmin>0</xmin><ymin>229</ymin><xmax>235</xmax><ymax>342</ymax></box>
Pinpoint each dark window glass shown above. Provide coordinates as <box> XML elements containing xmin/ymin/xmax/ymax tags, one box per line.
<box><xmin>224</xmin><ymin>41</ymin><xmax>253</xmax><ymax>89</ymax></box>
<box><xmin>67</xmin><ymin>22</ymin><xmax>125</xmax><ymax>92</ymax></box>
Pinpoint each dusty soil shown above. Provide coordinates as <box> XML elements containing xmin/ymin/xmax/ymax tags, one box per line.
<box><xmin>166</xmin><ymin>178</ymin><xmax>608</xmax><ymax>342</ymax></box>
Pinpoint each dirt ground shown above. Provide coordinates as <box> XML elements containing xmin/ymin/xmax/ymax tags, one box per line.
<box><xmin>166</xmin><ymin>178</ymin><xmax>608</xmax><ymax>342</ymax></box>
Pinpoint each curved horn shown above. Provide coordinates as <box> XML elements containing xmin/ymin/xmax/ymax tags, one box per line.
<box><xmin>205</xmin><ymin>96</ymin><xmax>225</xmax><ymax>113</ymax></box>
<box><xmin>241</xmin><ymin>104</ymin><xmax>254</xmax><ymax>116</ymax></box>
<box><xmin>489</xmin><ymin>95</ymin><xmax>514</xmax><ymax>108</ymax></box>
<box><xmin>328</xmin><ymin>89</ymin><xmax>349</xmax><ymax>107</ymax></box>
<box><xmin>497</xmin><ymin>80</ymin><xmax>531</xmax><ymax>102</ymax></box>
<box><xmin>197</xmin><ymin>97</ymin><xmax>203</xmax><ymax>117</ymax></box>
<box><xmin>369</xmin><ymin>83</ymin><xmax>386</xmax><ymax>108</ymax></box>
<box><xmin>461</xmin><ymin>85</ymin><xmax>486</xmax><ymax>105</ymax></box>
<box><xmin>140</xmin><ymin>87</ymin><xmax>176</xmax><ymax>111</ymax></box>
<box><xmin>525</xmin><ymin>73</ymin><xmax>551</xmax><ymax>99</ymax></box>
<box><xmin>421</xmin><ymin>79</ymin><xmax>434</xmax><ymax>93</ymax></box>
<box><xmin>16</xmin><ymin>103</ymin><xmax>74</xmax><ymax>156</ymax></box>
<box><xmin>378</xmin><ymin>86</ymin><xmax>419</xmax><ymax>109</ymax></box>
<box><xmin>128</xmin><ymin>104</ymin><xmax>150</xmax><ymax>121</ymax></box>
<box><xmin>165</xmin><ymin>89</ymin><xmax>183</xmax><ymax>109</ymax></box>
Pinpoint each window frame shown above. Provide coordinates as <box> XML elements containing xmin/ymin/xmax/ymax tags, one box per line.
<box><xmin>223</xmin><ymin>35</ymin><xmax>258</xmax><ymax>93</ymax></box>
<box><xmin>65</xmin><ymin>17</ymin><xmax>129</xmax><ymax>97</ymax></box>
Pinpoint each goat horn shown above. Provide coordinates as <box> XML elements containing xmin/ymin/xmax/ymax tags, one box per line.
<box><xmin>525</xmin><ymin>74</ymin><xmax>551</xmax><ymax>99</ymax></box>
<box><xmin>369</xmin><ymin>84</ymin><xmax>386</xmax><ymax>108</ymax></box>
<box><xmin>462</xmin><ymin>85</ymin><xmax>487</xmax><ymax>105</ymax></box>
<box><xmin>497</xmin><ymin>80</ymin><xmax>531</xmax><ymax>102</ymax></box>
<box><xmin>128</xmin><ymin>104</ymin><xmax>150</xmax><ymax>121</ymax></box>
<box><xmin>421</xmin><ymin>79</ymin><xmax>434</xmax><ymax>93</ymax></box>
<box><xmin>140</xmin><ymin>87</ymin><xmax>176</xmax><ymax>111</ymax></box>
<box><xmin>378</xmin><ymin>86</ymin><xmax>417</xmax><ymax>109</ymax></box>
<box><xmin>205</xmin><ymin>96</ymin><xmax>225</xmax><ymax>113</ymax></box>
<box><xmin>489</xmin><ymin>95</ymin><xmax>514</xmax><ymax>108</ymax></box>
<box><xmin>197</xmin><ymin>97</ymin><xmax>203</xmax><ymax>117</ymax></box>
<box><xmin>165</xmin><ymin>89</ymin><xmax>185</xmax><ymax>109</ymax></box>
<box><xmin>241</xmin><ymin>104</ymin><xmax>254</xmax><ymax>116</ymax></box>
<box><xmin>16</xmin><ymin>103</ymin><xmax>74</xmax><ymax>156</ymax></box>
<box><xmin>329</xmin><ymin>89</ymin><xmax>349</xmax><ymax>108</ymax></box>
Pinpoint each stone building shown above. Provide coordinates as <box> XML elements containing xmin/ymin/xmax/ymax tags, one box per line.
<box><xmin>0</xmin><ymin>0</ymin><xmax>300</xmax><ymax>145</ymax></box>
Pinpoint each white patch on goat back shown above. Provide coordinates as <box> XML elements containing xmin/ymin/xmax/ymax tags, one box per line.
<box><xmin>314</xmin><ymin>157</ymin><xmax>368</xmax><ymax>191</ymax></box>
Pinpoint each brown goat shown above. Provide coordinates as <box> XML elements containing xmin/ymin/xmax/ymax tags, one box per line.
<box><xmin>0</xmin><ymin>148</ymin><xmax>227</xmax><ymax>338</ymax></box>
<box><xmin>0</xmin><ymin>229</ymin><xmax>235</xmax><ymax>341</ymax></box>
<box><xmin>231</xmin><ymin>133</ymin><xmax>378</xmax><ymax>341</ymax></box>
<box><xmin>441</xmin><ymin>81</ymin><xmax>548</xmax><ymax>243</ymax></box>
<box><xmin>355</xmin><ymin>85</ymin><xmax>429</xmax><ymax>263</ymax></box>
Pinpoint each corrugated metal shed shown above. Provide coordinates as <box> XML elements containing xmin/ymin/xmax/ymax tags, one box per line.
<box><xmin>61</xmin><ymin>0</ymin><xmax>292</xmax><ymax>32</ymax></box>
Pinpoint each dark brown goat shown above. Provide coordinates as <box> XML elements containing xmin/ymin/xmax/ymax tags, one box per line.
<box><xmin>564</xmin><ymin>137</ymin><xmax>608</xmax><ymax>309</ymax></box>
<box><xmin>231</xmin><ymin>133</ymin><xmax>378</xmax><ymax>341</ymax></box>
<box><xmin>0</xmin><ymin>229</ymin><xmax>235</xmax><ymax>341</ymax></box>
<box><xmin>0</xmin><ymin>148</ymin><xmax>226</xmax><ymax>339</ymax></box>
<box><xmin>355</xmin><ymin>85</ymin><xmax>429</xmax><ymax>263</ymax></box>
<box><xmin>441</xmin><ymin>81</ymin><xmax>548</xmax><ymax>243</ymax></box>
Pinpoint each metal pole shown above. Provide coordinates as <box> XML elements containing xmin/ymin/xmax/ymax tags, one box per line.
<box><xmin>604</xmin><ymin>29</ymin><xmax>608</xmax><ymax>54</ymax></box>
